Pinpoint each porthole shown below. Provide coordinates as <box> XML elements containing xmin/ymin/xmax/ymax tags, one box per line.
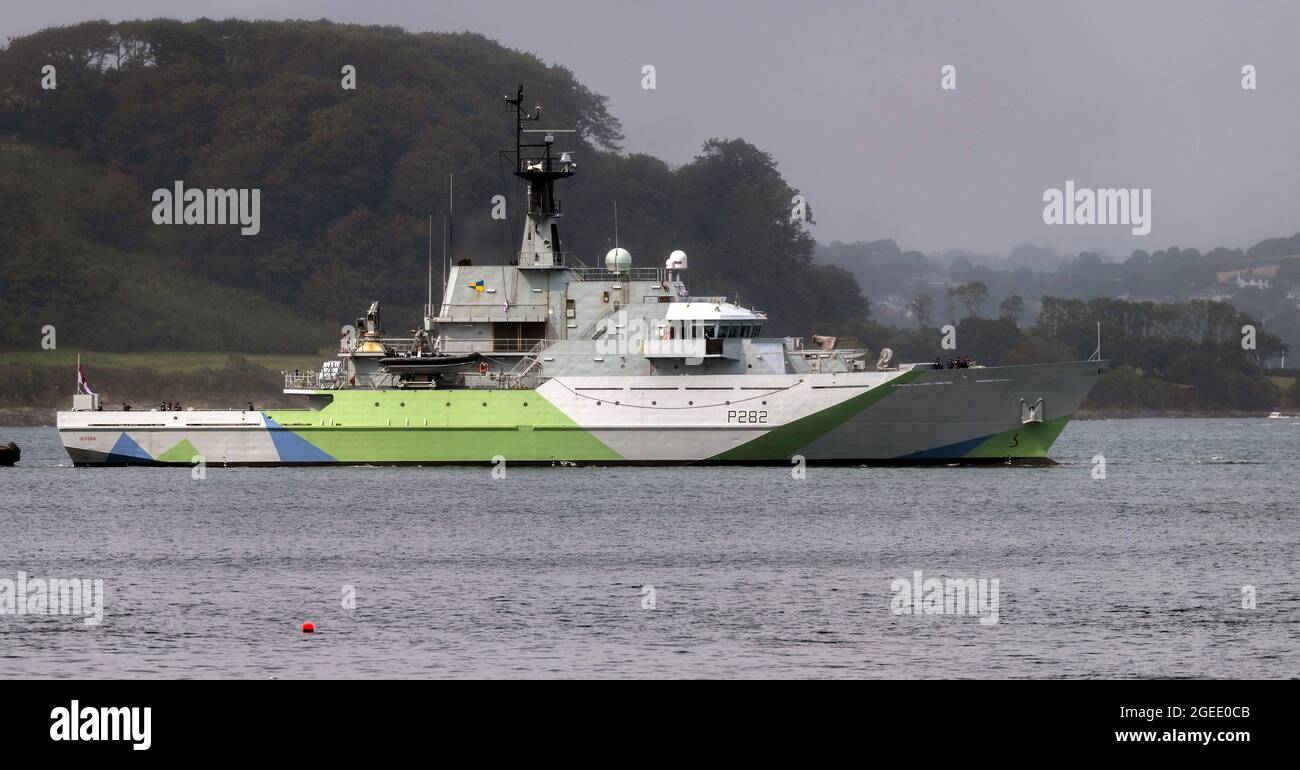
<box><xmin>688</xmin><ymin>400</ymin><xmax>694</xmax><ymax>405</ymax></box>
<box><xmin>400</xmin><ymin>402</ymin><xmax>405</xmax><ymax>407</ymax></box>
<box><xmin>374</xmin><ymin>402</ymin><xmax>380</xmax><ymax>407</ymax></box>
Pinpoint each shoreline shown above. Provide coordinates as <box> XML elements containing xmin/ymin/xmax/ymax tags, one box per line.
<box><xmin>1074</xmin><ymin>409</ymin><xmax>1283</xmax><ymax>420</ymax></box>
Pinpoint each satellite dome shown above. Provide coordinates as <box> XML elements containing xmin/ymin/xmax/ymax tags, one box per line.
<box><xmin>605</xmin><ymin>247</ymin><xmax>632</xmax><ymax>272</ymax></box>
<box><xmin>666</xmin><ymin>250</ymin><xmax>688</xmax><ymax>270</ymax></box>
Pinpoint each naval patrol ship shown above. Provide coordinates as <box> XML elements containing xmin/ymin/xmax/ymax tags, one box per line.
<box><xmin>58</xmin><ymin>86</ymin><xmax>1106</xmax><ymax>466</ymax></box>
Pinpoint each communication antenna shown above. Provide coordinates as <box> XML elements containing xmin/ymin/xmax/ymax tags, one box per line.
<box><xmin>426</xmin><ymin>212</ymin><xmax>433</xmax><ymax>324</ymax></box>
<box><xmin>613</xmin><ymin>200</ymin><xmax>619</xmax><ymax>250</ymax></box>
<box><xmin>441</xmin><ymin>211</ymin><xmax>448</xmax><ymax>301</ymax></box>
<box><xmin>446</xmin><ymin>173</ymin><xmax>453</xmax><ymax>290</ymax></box>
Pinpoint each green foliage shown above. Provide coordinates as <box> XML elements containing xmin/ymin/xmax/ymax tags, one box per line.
<box><xmin>0</xmin><ymin>146</ymin><xmax>331</xmax><ymax>352</ymax></box>
<box><xmin>818</xmin><ymin>239</ymin><xmax>933</xmax><ymax>295</ymax></box>
<box><xmin>953</xmin><ymin>316</ymin><xmax>1019</xmax><ymax>361</ymax></box>
<box><xmin>669</xmin><ymin>138</ymin><xmax>866</xmax><ymax>333</ymax></box>
<box><xmin>1245</xmin><ymin>233</ymin><xmax>1300</xmax><ymax>258</ymax></box>
<box><xmin>818</xmin><ymin>239</ymin><xmax>1300</xmax><ymax>357</ymax></box>
<box><xmin>851</xmin><ymin>296</ymin><xmax>1284</xmax><ymax>412</ymax></box>
<box><xmin>998</xmin><ymin>295</ymin><xmax>1024</xmax><ymax>323</ymax></box>
<box><xmin>1087</xmin><ymin>366</ymin><xmax>1199</xmax><ymax>412</ymax></box>
<box><xmin>1038</xmin><ymin>296</ymin><xmax>1286</xmax><ymax>373</ymax></box>
<box><xmin>906</xmin><ymin>292</ymin><xmax>933</xmax><ymax>328</ymax></box>
<box><xmin>953</xmin><ymin>282</ymin><xmax>989</xmax><ymax>317</ymax></box>
<box><xmin>0</xmin><ymin>19</ymin><xmax>854</xmax><ymax>342</ymax></box>
<box><xmin>1032</xmin><ymin>297</ymin><xmax>1284</xmax><ymax>411</ymax></box>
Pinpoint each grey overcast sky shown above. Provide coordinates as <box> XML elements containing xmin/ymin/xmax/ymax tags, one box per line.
<box><xmin>4</xmin><ymin>0</ymin><xmax>1299</xmax><ymax>258</ymax></box>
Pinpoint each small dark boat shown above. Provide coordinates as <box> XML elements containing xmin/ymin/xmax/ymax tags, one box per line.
<box><xmin>379</xmin><ymin>353</ymin><xmax>481</xmax><ymax>374</ymax></box>
<box><xmin>0</xmin><ymin>442</ymin><xmax>19</xmax><ymax>466</ymax></box>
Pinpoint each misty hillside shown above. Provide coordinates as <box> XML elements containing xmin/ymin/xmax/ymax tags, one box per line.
<box><xmin>0</xmin><ymin>18</ymin><xmax>863</xmax><ymax>351</ymax></box>
<box><xmin>816</xmin><ymin>235</ymin><xmax>1300</xmax><ymax>354</ymax></box>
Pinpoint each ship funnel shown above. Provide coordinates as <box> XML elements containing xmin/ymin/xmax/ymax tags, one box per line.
<box><xmin>605</xmin><ymin>247</ymin><xmax>632</xmax><ymax>272</ymax></box>
<box><xmin>666</xmin><ymin>250</ymin><xmax>688</xmax><ymax>270</ymax></box>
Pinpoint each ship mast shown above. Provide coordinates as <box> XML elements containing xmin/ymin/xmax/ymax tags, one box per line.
<box><xmin>506</xmin><ymin>84</ymin><xmax>577</xmax><ymax>268</ymax></box>
<box><xmin>424</xmin><ymin>174</ymin><xmax>453</xmax><ymax>332</ymax></box>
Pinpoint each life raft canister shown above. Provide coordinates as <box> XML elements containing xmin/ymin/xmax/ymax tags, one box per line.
<box><xmin>478</xmin><ymin>361</ymin><xmax>490</xmax><ymax>375</ymax></box>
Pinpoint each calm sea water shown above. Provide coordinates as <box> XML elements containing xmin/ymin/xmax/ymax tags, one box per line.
<box><xmin>1</xmin><ymin>418</ymin><xmax>1297</xmax><ymax>679</ymax></box>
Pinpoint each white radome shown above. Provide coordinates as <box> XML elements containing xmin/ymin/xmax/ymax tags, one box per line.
<box><xmin>665</xmin><ymin>250</ymin><xmax>688</xmax><ymax>270</ymax></box>
<box><xmin>605</xmin><ymin>247</ymin><xmax>632</xmax><ymax>272</ymax></box>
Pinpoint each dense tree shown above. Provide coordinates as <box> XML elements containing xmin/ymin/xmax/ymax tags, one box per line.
<box><xmin>666</xmin><ymin>138</ymin><xmax>868</xmax><ymax>334</ymax></box>
<box><xmin>998</xmin><ymin>295</ymin><xmax>1025</xmax><ymax>324</ymax></box>
<box><xmin>954</xmin><ymin>282</ymin><xmax>989</xmax><ymax>318</ymax></box>
<box><xmin>816</xmin><ymin>239</ymin><xmax>934</xmax><ymax>295</ymax></box>
<box><xmin>0</xmin><ymin>19</ymin><xmax>863</xmax><ymax>344</ymax></box>
<box><xmin>906</xmin><ymin>292</ymin><xmax>933</xmax><ymax>329</ymax></box>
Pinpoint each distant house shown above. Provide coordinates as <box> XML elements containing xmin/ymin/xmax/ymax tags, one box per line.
<box><xmin>1234</xmin><ymin>273</ymin><xmax>1270</xmax><ymax>290</ymax></box>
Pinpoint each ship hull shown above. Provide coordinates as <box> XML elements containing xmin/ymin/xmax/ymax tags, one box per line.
<box><xmin>57</xmin><ymin>361</ymin><xmax>1106</xmax><ymax>467</ymax></box>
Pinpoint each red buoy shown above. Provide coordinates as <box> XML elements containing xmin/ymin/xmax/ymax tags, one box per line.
<box><xmin>301</xmin><ymin>621</ymin><xmax>315</xmax><ymax>633</ymax></box>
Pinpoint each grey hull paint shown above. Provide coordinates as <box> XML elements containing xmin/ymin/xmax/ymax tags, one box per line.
<box><xmin>800</xmin><ymin>360</ymin><xmax>1107</xmax><ymax>460</ymax></box>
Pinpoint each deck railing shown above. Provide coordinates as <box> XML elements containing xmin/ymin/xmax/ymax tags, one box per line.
<box><xmin>436</xmin><ymin>338</ymin><xmax>555</xmax><ymax>354</ymax></box>
<box><xmin>516</xmin><ymin>251</ymin><xmax>579</xmax><ymax>268</ymax></box>
<box><xmin>283</xmin><ymin>371</ymin><xmax>321</xmax><ymax>389</ymax></box>
<box><xmin>568</xmin><ymin>266</ymin><xmax>668</xmax><ymax>282</ymax></box>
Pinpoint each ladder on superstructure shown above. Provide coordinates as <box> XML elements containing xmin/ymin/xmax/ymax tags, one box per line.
<box><xmin>503</xmin><ymin>339</ymin><xmax>548</xmax><ymax>385</ymax></box>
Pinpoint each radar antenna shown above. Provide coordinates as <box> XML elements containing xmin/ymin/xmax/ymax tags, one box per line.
<box><xmin>503</xmin><ymin>84</ymin><xmax>577</xmax><ymax>269</ymax></box>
